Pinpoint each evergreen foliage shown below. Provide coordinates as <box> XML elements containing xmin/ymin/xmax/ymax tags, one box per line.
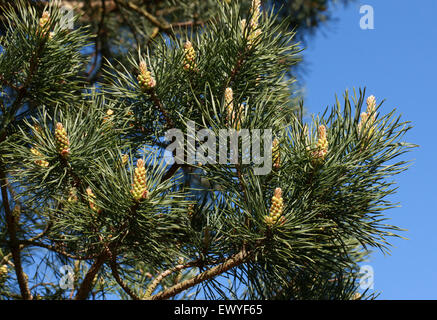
<box><xmin>0</xmin><ymin>0</ymin><xmax>415</xmax><ymax>300</ymax></box>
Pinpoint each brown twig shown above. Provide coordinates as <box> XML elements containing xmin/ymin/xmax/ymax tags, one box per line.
<box><xmin>0</xmin><ymin>168</ymin><xmax>32</xmax><ymax>300</ymax></box>
<box><xmin>109</xmin><ymin>255</ymin><xmax>141</xmax><ymax>300</ymax></box>
<box><xmin>144</xmin><ymin>258</ymin><xmax>201</xmax><ymax>298</ymax></box>
<box><xmin>0</xmin><ymin>26</ymin><xmax>47</xmax><ymax>140</ymax></box>
<box><xmin>0</xmin><ymin>74</ymin><xmax>20</xmax><ymax>92</ymax></box>
<box><xmin>74</xmin><ymin>249</ymin><xmax>110</xmax><ymax>300</ymax></box>
<box><xmin>160</xmin><ymin>162</ymin><xmax>184</xmax><ymax>183</ymax></box>
<box><xmin>121</xmin><ymin>1</ymin><xmax>170</xmax><ymax>30</ymax></box>
<box><xmin>18</xmin><ymin>240</ymin><xmax>100</xmax><ymax>260</ymax></box>
<box><xmin>116</xmin><ymin>2</ymin><xmax>140</xmax><ymax>49</ymax></box>
<box><xmin>71</xmin><ymin>196</ymin><xmax>143</xmax><ymax>299</ymax></box>
<box><xmin>149</xmin><ymin>89</ymin><xmax>174</xmax><ymax>128</ymax></box>
<box><xmin>29</xmin><ymin>282</ymin><xmax>57</xmax><ymax>291</ymax></box>
<box><xmin>150</xmin><ymin>249</ymin><xmax>251</xmax><ymax>300</ymax></box>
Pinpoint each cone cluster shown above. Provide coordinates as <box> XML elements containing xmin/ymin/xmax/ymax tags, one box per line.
<box><xmin>225</xmin><ymin>87</ymin><xmax>234</xmax><ymax>124</ymax></box>
<box><xmin>224</xmin><ymin>88</ymin><xmax>244</xmax><ymax>129</ymax></box>
<box><xmin>86</xmin><ymin>187</ymin><xmax>101</xmax><ymax>214</ymax></box>
<box><xmin>264</xmin><ymin>187</ymin><xmax>285</xmax><ymax>226</ymax></box>
<box><xmin>39</xmin><ymin>11</ymin><xmax>50</xmax><ymax>30</ymax></box>
<box><xmin>54</xmin><ymin>122</ymin><xmax>70</xmax><ymax>158</ymax></box>
<box><xmin>39</xmin><ymin>11</ymin><xmax>54</xmax><ymax>39</ymax></box>
<box><xmin>272</xmin><ymin>138</ymin><xmax>280</xmax><ymax>169</ymax></box>
<box><xmin>32</xmin><ymin>124</ymin><xmax>43</xmax><ymax>135</ymax></box>
<box><xmin>183</xmin><ymin>41</ymin><xmax>197</xmax><ymax>72</ymax></box>
<box><xmin>311</xmin><ymin>125</ymin><xmax>328</xmax><ymax>161</ymax></box>
<box><xmin>247</xmin><ymin>0</ymin><xmax>262</xmax><ymax>47</ymax></box>
<box><xmin>30</xmin><ymin>147</ymin><xmax>49</xmax><ymax>167</ymax></box>
<box><xmin>366</xmin><ymin>95</ymin><xmax>376</xmax><ymax>112</ymax></box>
<box><xmin>121</xmin><ymin>154</ymin><xmax>129</xmax><ymax>166</ymax></box>
<box><xmin>237</xmin><ymin>104</ymin><xmax>245</xmax><ymax>130</ymax></box>
<box><xmin>0</xmin><ymin>264</ymin><xmax>7</xmax><ymax>283</ymax></box>
<box><xmin>103</xmin><ymin>109</ymin><xmax>114</xmax><ymax>123</ymax></box>
<box><xmin>68</xmin><ymin>188</ymin><xmax>78</xmax><ymax>203</ymax></box>
<box><xmin>131</xmin><ymin>159</ymin><xmax>148</xmax><ymax>201</ymax></box>
<box><xmin>137</xmin><ymin>61</ymin><xmax>156</xmax><ymax>91</ymax></box>
<box><xmin>250</xmin><ymin>0</ymin><xmax>261</xmax><ymax>28</ymax></box>
<box><xmin>187</xmin><ymin>204</ymin><xmax>194</xmax><ymax>219</ymax></box>
<box><xmin>358</xmin><ymin>95</ymin><xmax>377</xmax><ymax>138</ymax></box>
<box><xmin>231</xmin><ymin>103</ymin><xmax>245</xmax><ymax>130</ymax></box>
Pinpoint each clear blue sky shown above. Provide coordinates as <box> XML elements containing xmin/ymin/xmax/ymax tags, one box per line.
<box><xmin>299</xmin><ymin>0</ymin><xmax>437</xmax><ymax>299</ymax></box>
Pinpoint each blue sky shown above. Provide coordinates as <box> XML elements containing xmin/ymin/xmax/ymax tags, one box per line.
<box><xmin>299</xmin><ymin>0</ymin><xmax>437</xmax><ymax>299</ymax></box>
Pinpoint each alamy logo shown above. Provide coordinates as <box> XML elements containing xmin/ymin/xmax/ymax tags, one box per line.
<box><xmin>360</xmin><ymin>5</ymin><xmax>374</xmax><ymax>30</ymax></box>
<box><xmin>359</xmin><ymin>265</ymin><xmax>375</xmax><ymax>290</ymax></box>
<box><xmin>59</xmin><ymin>265</ymin><xmax>74</xmax><ymax>290</ymax></box>
<box><xmin>59</xmin><ymin>6</ymin><xmax>75</xmax><ymax>30</ymax></box>
<box><xmin>164</xmin><ymin>121</ymin><xmax>273</xmax><ymax>175</ymax></box>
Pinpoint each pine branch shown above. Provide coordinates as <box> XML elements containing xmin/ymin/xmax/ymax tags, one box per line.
<box><xmin>144</xmin><ymin>258</ymin><xmax>202</xmax><ymax>298</ymax></box>
<box><xmin>109</xmin><ymin>255</ymin><xmax>141</xmax><ymax>300</ymax></box>
<box><xmin>120</xmin><ymin>1</ymin><xmax>170</xmax><ymax>30</ymax></box>
<box><xmin>0</xmin><ymin>30</ymin><xmax>48</xmax><ymax>140</ymax></box>
<box><xmin>72</xmin><ymin>198</ymin><xmax>144</xmax><ymax>299</ymax></box>
<box><xmin>149</xmin><ymin>88</ymin><xmax>174</xmax><ymax>129</ymax></box>
<box><xmin>27</xmin><ymin>219</ymin><xmax>52</xmax><ymax>243</ymax></box>
<box><xmin>74</xmin><ymin>249</ymin><xmax>110</xmax><ymax>300</ymax></box>
<box><xmin>18</xmin><ymin>240</ymin><xmax>101</xmax><ymax>260</ymax></box>
<box><xmin>160</xmin><ymin>163</ymin><xmax>185</xmax><ymax>183</ymax></box>
<box><xmin>0</xmin><ymin>167</ymin><xmax>32</xmax><ymax>300</ymax></box>
<box><xmin>29</xmin><ymin>282</ymin><xmax>57</xmax><ymax>292</ymax></box>
<box><xmin>150</xmin><ymin>249</ymin><xmax>251</xmax><ymax>300</ymax></box>
<box><xmin>0</xmin><ymin>74</ymin><xmax>20</xmax><ymax>92</ymax></box>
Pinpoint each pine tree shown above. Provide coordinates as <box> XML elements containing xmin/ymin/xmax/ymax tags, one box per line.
<box><xmin>0</xmin><ymin>0</ymin><xmax>415</xmax><ymax>300</ymax></box>
<box><xmin>0</xmin><ymin>0</ymin><xmax>352</xmax><ymax>83</ymax></box>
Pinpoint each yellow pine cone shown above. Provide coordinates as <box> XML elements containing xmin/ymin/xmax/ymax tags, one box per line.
<box><xmin>39</xmin><ymin>12</ymin><xmax>50</xmax><ymax>28</ymax></box>
<box><xmin>366</xmin><ymin>95</ymin><xmax>376</xmax><ymax>116</ymax></box>
<box><xmin>32</xmin><ymin>124</ymin><xmax>43</xmax><ymax>135</ymax></box>
<box><xmin>358</xmin><ymin>112</ymin><xmax>368</xmax><ymax>135</ymax></box>
<box><xmin>366</xmin><ymin>95</ymin><xmax>377</xmax><ymax>125</ymax></box>
<box><xmin>236</xmin><ymin>104</ymin><xmax>245</xmax><ymax>130</ymax></box>
<box><xmin>131</xmin><ymin>159</ymin><xmax>148</xmax><ymax>201</ymax></box>
<box><xmin>241</xmin><ymin>17</ymin><xmax>261</xmax><ymax>47</ymax></box>
<box><xmin>247</xmin><ymin>27</ymin><xmax>261</xmax><ymax>48</ymax></box>
<box><xmin>103</xmin><ymin>109</ymin><xmax>114</xmax><ymax>123</ymax></box>
<box><xmin>272</xmin><ymin>138</ymin><xmax>280</xmax><ymax>169</ymax></box>
<box><xmin>137</xmin><ymin>61</ymin><xmax>156</xmax><ymax>91</ymax></box>
<box><xmin>265</xmin><ymin>187</ymin><xmax>285</xmax><ymax>227</ymax></box>
<box><xmin>86</xmin><ymin>187</ymin><xmax>101</xmax><ymax>214</ymax></box>
<box><xmin>352</xmin><ymin>292</ymin><xmax>362</xmax><ymax>300</ymax></box>
<box><xmin>183</xmin><ymin>41</ymin><xmax>197</xmax><ymax>72</ymax></box>
<box><xmin>358</xmin><ymin>96</ymin><xmax>377</xmax><ymax>140</ymax></box>
<box><xmin>311</xmin><ymin>125</ymin><xmax>328</xmax><ymax>161</ymax></box>
<box><xmin>121</xmin><ymin>154</ymin><xmax>129</xmax><ymax>166</ymax></box>
<box><xmin>245</xmin><ymin>0</ymin><xmax>261</xmax><ymax>48</ymax></box>
<box><xmin>30</xmin><ymin>147</ymin><xmax>49</xmax><ymax>167</ymax></box>
<box><xmin>0</xmin><ymin>264</ymin><xmax>7</xmax><ymax>278</ymax></box>
<box><xmin>54</xmin><ymin>123</ymin><xmax>70</xmax><ymax>158</ymax></box>
<box><xmin>224</xmin><ymin>88</ymin><xmax>244</xmax><ymax>129</ymax></box>
<box><xmin>68</xmin><ymin>188</ymin><xmax>78</xmax><ymax>203</ymax></box>
<box><xmin>240</xmin><ymin>19</ymin><xmax>247</xmax><ymax>36</ymax></box>
<box><xmin>228</xmin><ymin>103</ymin><xmax>244</xmax><ymax>130</ymax></box>
<box><xmin>187</xmin><ymin>204</ymin><xmax>194</xmax><ymax>219</ymax></box>
<box><xmin>225</xmin><ymin>87</ymin><xmax>233</xmax><ymax>108</ymax></box>
<box><xmin>250</xmin><ymin>0</ymin><xmax>261</xmax><ymax>27</ymax></box>
<box><xmin>39</xmin><ymin>11</ymin><xmax>53</xmax><ymax>39</ymax></box>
